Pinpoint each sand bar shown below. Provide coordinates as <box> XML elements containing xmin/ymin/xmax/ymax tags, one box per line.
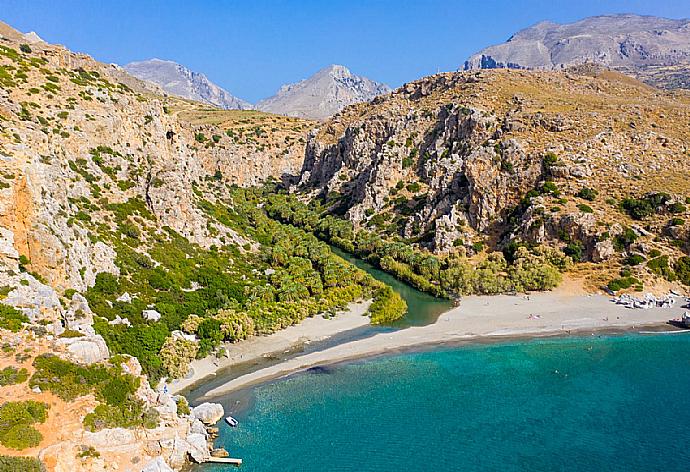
<box><xmin>202</xmin><ymin>291</ymin><xmax>688</xmax><ymax>398</ymax></box>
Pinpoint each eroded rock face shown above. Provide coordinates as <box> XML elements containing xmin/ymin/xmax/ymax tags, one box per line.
<box><xmin>141</xmin><ymin>456</ymin><xmax>175</xmax><ymax>472</ymax></box>
<box><xmin>192</xmin><ymin>402</ymin><xmax>224</xmax><ymax>425</ymax></box>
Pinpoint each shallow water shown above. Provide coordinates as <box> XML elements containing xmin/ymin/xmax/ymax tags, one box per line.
<box><xmin>198</xmin><ymin>333</ymin><xmax>690</xmax><ymax>472</ymax></box>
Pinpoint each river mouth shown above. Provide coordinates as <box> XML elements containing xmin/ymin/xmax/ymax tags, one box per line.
<box><xmin>329</xmin><ymin>245</ymin><xmax>454</xmax><ymax>328</ymax></box>
<box><xmin>181</xmin><ymin>247</ymin><xmax>451</xmax><ymax>402</ymax></box>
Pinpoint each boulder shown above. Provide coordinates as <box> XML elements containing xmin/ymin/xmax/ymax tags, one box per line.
<box><xmin>143</xmin><ymin>309</ymin><xmax>162</xmax><ymax>321</ymax></box>
<box><xmin>186</xmin><ymin>433</ymin><xmax>211</xmax><ymax>463</ymax></box>
<box><xmin>141</xmin><ymin>456</ymin><xmax>174</xmax><ymax>472</ymax></box>
<box><xmin>116</xmin><ymin>292</ymin><xmax>132</xmax><ymax>303</ymax></box>
<box><xmin>58</xmin><ymin>335</ymin><xmax>110</xmax><ymax>364</ymax></box>
<box><xmin>192</xmin><ymin>402</ymin><xmax>224</xmax><ymax>425</ymax></box>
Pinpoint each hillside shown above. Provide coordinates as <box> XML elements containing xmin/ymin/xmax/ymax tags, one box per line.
<box><xmin>0</xmin><ymin>20</ymin><xmax>405</xmax><ymax>471</ymax></box>
<box><xmin>257</xmin><ymin>64</ymin><xmax>391</xmax><ymax>120</ymax></box>
<box><xmin>464</xmin><ymin>14</ymin><xmax>690</xmax><ymax>89</ymax></box>
<box><xmin>124</xmin><ymin>58</ymin><xmax>252</xmax><ymax>110</ymax></box>
<box><xmin>296</xmin><ymin>67</ymin><xmax>690</xmax><ymax>293</ymax></box>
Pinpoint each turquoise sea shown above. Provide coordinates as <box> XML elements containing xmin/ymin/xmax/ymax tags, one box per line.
<box><xmin>200</xmin><ymin>333</ymin><xmax>690</xmax><ymax>472</ymax></box>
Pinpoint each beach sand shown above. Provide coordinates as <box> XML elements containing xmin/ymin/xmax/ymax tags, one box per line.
<box><xmin>201</xmin><ymin>290</ymin><xmax>688</xmax><ymax>398</ymax></box>
<box><xmin>170</xmin><ymin>300</ymin><xmax>372</xmax><ymax>393</ymax></box>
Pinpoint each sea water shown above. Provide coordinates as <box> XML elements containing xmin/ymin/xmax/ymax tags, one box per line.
<box><xmin>199</xmin><ymin>333</ymin><xmax>690</xmax><ymax>471</ymax></box>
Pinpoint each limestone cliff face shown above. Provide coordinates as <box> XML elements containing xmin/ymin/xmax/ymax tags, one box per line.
<box><xmin>0</xmin><ymin>22</ymin><xmax>311</xmax><ymax>292</ymax></box>
<box><xmin>300</xmin><ymin>69</ymin><xmax>690</xmax><ymax>256</ymax></box>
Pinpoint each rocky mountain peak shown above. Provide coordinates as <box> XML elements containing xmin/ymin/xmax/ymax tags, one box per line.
<box><xmin>257</xmin><ymin>64</ymin><xmax>391</xmax><ymax>120</ymax></box>
<box><xmin>124</xmin><ymin>58</ymin><xmax>252</xmax><ymax>110</ymax></box>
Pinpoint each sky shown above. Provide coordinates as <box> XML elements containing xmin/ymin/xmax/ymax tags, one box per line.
<box><xmin>2</xmin><ymin>0</ymin><xmax>690</xmax><ymax>103</ymax></box>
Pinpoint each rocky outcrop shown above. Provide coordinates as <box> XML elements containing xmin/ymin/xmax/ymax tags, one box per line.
<box><xmin>299</xmin><ymin>68</ymin><xmax>690</xmax><ymax>258</ymax></box>
<box><xmin>191</xmin><ymin>402</ymin><xmax>224</xmax><ymax>425</ymax></box>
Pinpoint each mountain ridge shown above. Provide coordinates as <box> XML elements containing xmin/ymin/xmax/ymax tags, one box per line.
<box><xmin>464</xmin><ymin>14</ymin><xmax>690</xmax><ymax>89</ymax></box>
<box><xmin>124</xmin><ymin>58</ymin><xmax>253</xmax><ymax>110</ymax></box>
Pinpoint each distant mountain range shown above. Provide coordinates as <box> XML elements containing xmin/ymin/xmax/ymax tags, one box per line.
<box><xmin>256</xmin><ymin>64</ymin><xmax>391</xmax><ymax>120</ymax></box>
<box><xmin>124</xmin><ymin>59</ymin><xmax>253</xmax><ymax>110</ymax></box>
<box><xmin>464</xmin><ymin>14</ymin><xmax>690</xmax><ymax>89</ymax></box>
<box><xmin>124</xmin><ymin>60</ymin><xmax>390</xmax><ymax>120</ymax></box>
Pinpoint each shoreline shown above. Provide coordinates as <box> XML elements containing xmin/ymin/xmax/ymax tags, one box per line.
<box><xmin>169</xmin><ymin>300</ymin><xmax>373</xmax><ymax>394</ymax></box>
<box><xmin>201</xmin><ymin>291</ymin><xmax>688</xmax><ymax>399</ymax></box>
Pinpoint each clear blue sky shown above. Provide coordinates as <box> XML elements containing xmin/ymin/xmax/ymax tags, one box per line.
<box><xmin>2</xmin><ymin>0</ymin><xmax>690</xmax><ymax>102</ymax></box>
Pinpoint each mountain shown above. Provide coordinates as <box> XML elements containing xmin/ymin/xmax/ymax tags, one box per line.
<box><xmin>297</xmin><ymin>67</ymin><xmax>690</xmax><ymax>293</ymax></box>
<box><xmin>0</xmin><ymin>20</ymin><xmax>320</xmax><ymax>471</ymax></box>
<box><xmin>124</xmin><ymin>58</ymin><xmax>252</xmax><ymax>109</ymax></box>
<box><xmin>464</xmin><ymin>14</ymin><xmax>690</xmax><ymax>89</ymax></box>
<box><xmin>257</xmin><ymin>64</ymin><xmax>391</xmax><ymax>120</ymax></box>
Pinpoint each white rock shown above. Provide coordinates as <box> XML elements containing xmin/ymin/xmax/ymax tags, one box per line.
<box><xmin>143</xmin><ymin>309</ymin><xmax>162</xmax><ymax>321</ymax></box>
<box><xmin>171</xmin><ymin>330</ymin><xmax>197</xmax><ymax>342</ymax></box>
<box><xmin>57</xmin><ymin>335</ymin><xmax>110</xmax><ymax>364</ymax></box>
<box><xmin>116</xmin><ymin>292</ymin><xmax>132</xmax><ymax>303</ymax></box>
<box><xmin>186</xmin><ymin>433</ymin><xmax>210</xmax><ymax>463</ymax></box>
<box><xmin>192</xmin><ymin>402</ymin><xmax>224</xmax><ymax>425</ymax></box>
<box><xmin>141</xmin><ymin>456</ymin><xmax>174</xmax><ymax>472</ymax></box>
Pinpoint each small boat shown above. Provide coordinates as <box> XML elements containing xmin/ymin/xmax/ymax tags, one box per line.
<box><xmin>225</xmin><ymin>416</ymin><xmax>239</xmax><ymax>427</ymax></box>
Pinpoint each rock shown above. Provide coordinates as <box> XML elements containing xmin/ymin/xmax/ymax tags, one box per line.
<box><xmin>109</xmin><ymin>315</ymin><xmax>132</xmax><ymax>327</ymax></box>
<box><xmin>171</xmin><ymin>330</ymin><xmax>196</xmax><ymax>342</ymax></box>
<box><xmin>189</xmin><ymin>418</ymin><xmax>207</xmax><ymax>435</ymax></box>
<box><xmin>592</xmin><ymin>240</ymin><xmax>616</xmax><ymax>262</ymax></box>
<box><xmin>186</xmin><ymin>433</ymin><xmax>211</xmax><ymax>463</ymax></box>
<box><xmin>143</xmin><ymin>309</ymin><xmax>162</xmax><ymax>321</ymax></box>
<box><xmin>31</xmin><ymin>386</ymin><xmax>41</xmax><ymax>393</ymax></box>
<box><xmin>85</xmin><ymin>427</ymin><xmax>137</xmax><ymax>447</ymax></box>
<box><xmin>141</xmin><ymin>456</ymin><xmax>174</xmax><ymax>472</ymax></box>
<box><xmin>116</xmin><ymin>292</ymin><xmax>132</xmax><ymax>303</ymax></box>
<box><xmin>57</xmin><ymin>335</ymin><xmax>110</xmax><ymax>364</ymax></box>
<box><xmin>192</xmin><ymin>402</ymin><xmax>224</xmax><ymax>425</ymax></box>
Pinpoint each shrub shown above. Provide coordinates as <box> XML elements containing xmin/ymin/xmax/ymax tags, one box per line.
<box><xmin>613</xmin><ymin>227</ymin><xmax>638</xmax><ymax>251</ymax></box>
<box><xmin>563</xmin><ymin>241</ymin><xmax>585</xmax><ymax>263</ymax></box>
<box><xmin>625</xmin><ymin>254</ymin><xmax>645</xmax><ymax>266</ymax></box>
<box><xmin>369</xmin><ymin>285</ymin><xmax>407</xmax><ymax>324</ymax></box>
<box><xmin>576</xmin><ymin>187</ymin><xmax>597</xmax><ymax>201</ymax></box>
<box><xmin>675</xmin><ymin>257</ymin><xmax>690</xmax><ymax>286</ymax></box>
<box><xmin>19</xmin><ymin>44</ymin><xmax>31</xmax><ymax>54</ymax></box>
<box><xmin>406</xmin><ymin>182</ymin><xmax>421</xmax><ymax>193</ymax></box>
<box><xmin>0</xmin><ymin>401</ymin><xmax>48</xmax><ymax>450</ymax></box>
<box><xmin>0</xmin><ymin>366</ymin><xmax>29</xmax><ymax>386</ymax></box>
<box><xmin>607</xmin><ymin>276</ymin><xmax>641</xmax><ymax>292</ymax></box>
<box><xmin>669</xmin><ymin>202</ymin><xmax>686</xmax><ymax>214</ymax></box>
<box><xmin>577</xmin><ymin>203</ymin><xmax>594</xmax><ymax>214</ymax></box>
<box><xmin>647</xmin><ymin>256</ymin><xmax>676</xmax><ymax>281</ymax></box>
<box><xmin>0</xmin><ymin>456</ymin><xmax>44</xmax><ymax>472</ymax></box>
<box><xmin>0</xmin><ymin>304</ymin><xmax>28</xmax><ymax>332</ymax></box>
<box><xmin>159</xmin><ymin>336</ymin><xmax>198</xmax><ymax>379</ymax></box>
<box><xmin>670</xmin><ymin>218</ymin><xmax>685</xmax><ymax>227</ymax></box>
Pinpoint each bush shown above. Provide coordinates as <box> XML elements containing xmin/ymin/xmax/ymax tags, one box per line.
<box><xmin>369</xmin><ymin>285</ymin><xmax>407</xmax><ymax>324</ymax></box>
<box><xmin>670</xmin><ymin>218</ymin><xmax>685</xmax><ymax>227</ymax></box>
<box><xmin>625</xmin><ymin>254</ymin><xmax>645</xmax><ymax>266</ymax></box>
<box><xmin>0</xmin><ymin>304</ymin><xmax>28</xmax><ymax>332</ymax></box>
<box><xmin>576</xmin><ymin>187</ymin><xmax>597</xmax><ymax>201</ymax></box>
<box><xmin>564</xmin><ymin>241</ymin><xmax>585</xmax><ymax>263</ymax></box>
<box><xmin>19</xmin><ymin>44</ymin><xmax>32</xmax><ymax>54</ymax></box>
<box><xmin>0</xmin><ymin>401</ymin><xmax>48</xmax><ymax>450</ymax></box>
<box><xmin>647</xmin><ymin>256</ymin><xmax>676</xmax><ymax>281</ymax></box>
<box><xmin>675</xmin><ymin>257</ymin><xmax>690</xmax><ymax>286</ymax></box>
<box><xmin>0</xmin><ymin>455</ymin><xmax>44</xmax><ymax>472</ymax></box>
<box><xmin>621</xmin><ymin>193</ymin><xmax>670</xmax><ymax>220</ymax></box>
<box><xmin>577</xmin><ymin>203</ymin><xmax>594</xmax><ymax>214</ymax></box>
<box><xmin>607</xmin><ymin>276</ymin><xmax>641</xmax><ymax>292</ymax></box>
<box><xmin>0</xmin><ymin>366</ymin><xmax>29</xmax><ymax>386</ymax></box>
<box><xmin>613</xmin><ymin>227</ymin><xmax>638</xmax><ymax>251</ymax></box>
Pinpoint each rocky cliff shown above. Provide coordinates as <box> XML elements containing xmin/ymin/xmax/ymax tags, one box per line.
<box><xmin>257</xmin><ymin>64</ymin><xmax>391</xmax><ymax>120</ymax></box>
<box><xmin>0</xmin><ymin>20</ymin><xmax>314</xmax><ymax>471</ymax></box>
<box><xmin>464</xmin><ymin>14</ymin><xmax>690</xmax><ymax>89</ymax></box>
<box><xmin>125</xmin><ymin>58</ymin><xmax>252</xmax><ymax>110</ymax></box>
<box><xmin>300</xmin><ymin>67</ymin><xmax>690</xmax><ymax>288</ymax></box>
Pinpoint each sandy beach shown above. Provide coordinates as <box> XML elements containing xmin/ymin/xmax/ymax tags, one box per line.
<box><xmin>201</xmin><ymin>290</ymin><xmax>688</xmax><ymax>398</ymax></box>
<box><xmin>170</xmin><ymin>301</ymin><xmax>372</xmax><ymax>393</ymax></box>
